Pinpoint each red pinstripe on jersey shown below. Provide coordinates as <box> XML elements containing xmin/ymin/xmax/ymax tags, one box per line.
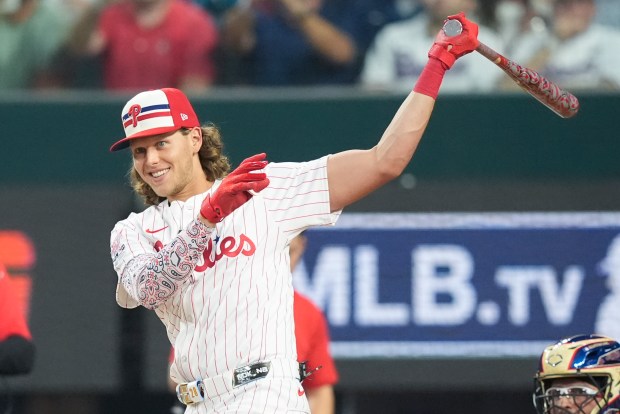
<box><xmin>110</xmin><ymin>156</ymin><xmax>339</xmax><ymax>412</ymax></box>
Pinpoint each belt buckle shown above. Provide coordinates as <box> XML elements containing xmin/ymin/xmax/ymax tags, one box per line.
<box><xmin>176</xmin><ymin>380</ymin><xmax>204</xmax><ymax>405</ymax></box>
<box><xmin>232</xmin><ymin>361</ymin><xmax>271</xmax><ymax>388</ymax></box>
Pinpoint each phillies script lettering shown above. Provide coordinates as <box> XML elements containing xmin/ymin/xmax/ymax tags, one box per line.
<box><xmin>195</xmin><ymin>234</ymin><xmax>256</xmax><ymax>271</ymax></box>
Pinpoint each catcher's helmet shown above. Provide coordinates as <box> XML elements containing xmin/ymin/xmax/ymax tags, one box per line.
<box><xmin>533</xmin><ymin>334</ymin><xmax>620</xmax><ymax>414</ymax></box>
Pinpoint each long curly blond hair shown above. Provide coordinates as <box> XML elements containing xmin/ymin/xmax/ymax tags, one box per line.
<box><xmin>129</xmin><ymin>124</ymin><xmax>231</xmax><ymax>206</ymax></box>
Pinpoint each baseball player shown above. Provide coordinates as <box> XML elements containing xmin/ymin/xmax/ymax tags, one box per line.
<box><xmin>533</xmin><ymin>334</ymin><xmax>620</xmax><ymax>414</ymax></box>
<box><xmin>109</xmin><ymin>12</ymin><xmax>479</xmax><ymax>413</ymax></box>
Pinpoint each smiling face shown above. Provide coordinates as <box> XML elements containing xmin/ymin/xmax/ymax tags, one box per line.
<box><xmin>130</xmin><ymin>127</ymin><xmax>209</xmax><ymax>202</ymax></box>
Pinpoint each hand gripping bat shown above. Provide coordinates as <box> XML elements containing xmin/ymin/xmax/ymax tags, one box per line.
<box><xmin>443</xmin><ymin>19</ymin><xmax>580</xmax><ymax>119</ymax></box>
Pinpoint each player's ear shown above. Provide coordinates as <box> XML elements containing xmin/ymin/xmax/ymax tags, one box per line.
<box><xmin>190</xmin><ymin>127</ymin><xmax>203</xmax><ymax>153</ymax></box>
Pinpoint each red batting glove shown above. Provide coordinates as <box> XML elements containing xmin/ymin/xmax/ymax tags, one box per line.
<box><xmin>200</xmin><ymin>153</ymin><xmax>270</xmax><ymax>224</ymax></box>
<box><xmin>428</xmin><ymin>12</ymin><xmax>479</xmax><ymax>70</ymax></box>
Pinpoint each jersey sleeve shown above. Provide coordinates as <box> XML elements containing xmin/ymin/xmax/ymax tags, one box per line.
<box><xmin>110</xmin><ymin>214</ymin><xmax>157</xmax><ymax>308</ymax></box>
<box><xmin>261</xmin><ymin>156</ymin><xmax>341</xmax><ymax>238</ymax></box>
<box><xmin>110</xmin><ymin>215</ymin><xmax>213</xmax><ymax>309</ymax></box>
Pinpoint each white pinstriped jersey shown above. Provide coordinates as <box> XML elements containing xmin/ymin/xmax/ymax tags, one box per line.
<box><xmin>110</xmin><ymin>156</ymin><xmax>339</xmax><ymax>412</ymax></box>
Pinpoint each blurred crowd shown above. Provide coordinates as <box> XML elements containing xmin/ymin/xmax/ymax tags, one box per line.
<box><xmin>1</xmin><ymin>0</ymin><xmax>619</xmax><ymax>93</ymax></box>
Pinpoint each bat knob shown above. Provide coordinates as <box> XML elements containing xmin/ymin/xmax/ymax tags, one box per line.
<box><xmin>443</xmin><ymin>19</ymin><xmax>463</xmax><ymax>37</ymax></box>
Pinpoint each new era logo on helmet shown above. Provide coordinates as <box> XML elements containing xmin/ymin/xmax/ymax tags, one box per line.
<box><xmin>180</xmin><ymin>113</ymin><xmax>189</xmax><ymax>121</ymax></box>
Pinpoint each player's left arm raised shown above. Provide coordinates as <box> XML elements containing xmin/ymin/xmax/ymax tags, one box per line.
<box><xmin>327</xmin><ymin>12</ymin><xmax>479</xmax><ymax>212</ymax></box>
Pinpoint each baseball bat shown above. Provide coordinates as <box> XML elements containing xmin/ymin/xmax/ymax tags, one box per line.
<box><xmin>443</xmin><ymin>19</ymin><xmax>580</xmax><ymax>119</ymax></box>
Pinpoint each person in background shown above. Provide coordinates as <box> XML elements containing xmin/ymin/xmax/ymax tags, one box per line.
<box><xmin>491</xmin><ymin>0</ymin><xmax>551</xmax><ymax>55</ymax></box>
<box><xmin>289</xmin><ymin>232</ymin><xmax>338</xmax><ymax>414</ymax></box>
<box><xmin>218</xmin><ymin>0</ymin><xmax>382</xmax><ymax>85</ymax></box>
<box><xmin>68</xmin><ymin>0</ymin><xmax>218</xmax><ymax>91</ymax></box>
<box><xmin>533</xmin><ymin>334</ymin><xmax>620</xmax><ymax>414</ymax></box>
<box><xmin>356</xmin><ymin>0</ymin><xmax>423</xmax><ymax>60</ymax></box>
<box><xmin>360</xmin><ymin>0</ymin><xmax>505</xmax><ymax>93</ymax></box>
<box><xmin>500</xmin><ymin>0</ymin><xmax>620</xmax><ymax>92</ymax></box>
<box><xmin>193</xmin><ymin>0</ymin><xmax>240</xmax><ymax>21</ymax></box>
<box><xmin>0</xmin><ymin>263</ymin><xmax>35</xmax><ymax>376</ymax></box>
<box><xmin>0</xmin><ymin>0</ymin><xmax>72</xmax><ymax>90</ymax></box>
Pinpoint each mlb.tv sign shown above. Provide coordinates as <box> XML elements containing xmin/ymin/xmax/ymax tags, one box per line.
<box><xmin>292</xmin><ymin>212</ymin><xmax>620</xmax><ymax>358</ymax></box>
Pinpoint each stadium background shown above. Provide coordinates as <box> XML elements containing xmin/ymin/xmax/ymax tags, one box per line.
<box><xmin>1</xmin><ymin>88</ymin><xmax>619</xmax><ymax>413</ymax></box>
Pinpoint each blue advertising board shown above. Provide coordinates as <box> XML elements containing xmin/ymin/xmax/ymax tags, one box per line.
<box><xmin>292</xmin><ymin>212</ymin><xmax>620</xmax><ymax>358</ymax></box>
